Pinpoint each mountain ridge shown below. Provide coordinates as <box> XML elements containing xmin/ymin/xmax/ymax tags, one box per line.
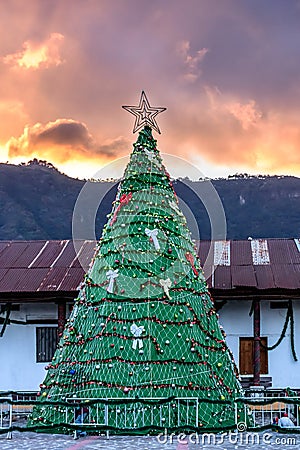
<box><xmin>0</xmin><ymin>160</ymin><xmax>299</xmax><ymax>240</ymax></box>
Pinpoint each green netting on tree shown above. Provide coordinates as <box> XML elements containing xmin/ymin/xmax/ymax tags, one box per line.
<box><xmin>28</xmin><ymin>126</ymin><xmax>246</xmax><ymax>434</ymax></box>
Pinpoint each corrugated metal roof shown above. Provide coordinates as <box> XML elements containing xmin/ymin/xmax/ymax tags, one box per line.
<box><xmin>58</xmin><ymin>267</ymin><xmax>85</xmax><ymax>291</ymax></box>
<box><xmin>251</xmin><ymin>239</ymin><xmax>270</xmax><ymax>265</ymax></box>
<box><xmin>268</xmin><ymin>239</ymin><xmax>291</xmax><ymax>264</ymax></box>
<box><xmin>231</xmin><ymin>240</ymin><xmax>252</xmax><ymax>266</ymax></box>
<box><xmin>0</xmin><ymin>242</ymin><xmax>30</xmax><ymax>268</ymax></box>
<box><xmin>51</xmin><ymin>241</ymin><xmax>77</xmax><ymax>267</ymax></box>
<box><xmin>289</xmin><ymin>240</ymin><xmax>300</xmax><ymax>264</ymax></box>
<box><xmin>0</xmin><ymin>240</ymin><xmax>91</xmax><ymax>293</ymax></box>
<box><xmin>0</xmin><ymin>239</ymin><xmax>299</xmax><ymax>295</ymax></box>
<box><xmin>253</xmin><ymin>266</ymin><xmax>275</xmax><ymax>290</ymax></box>
<box><xmin>11</xmin><ymin>241</ymin><xmax>46</xmax><ymax>268</ymax></box>
<box><xmin>271</xmin><ymin>264</ymin><xmax>300</xmax><ymax>289</ymax></box>
<box><xmin>0</xmin><ymin>241</ymin><xmax>10</xmax><ymax>256</ymax></box>
<box><xmin>231</xmin><ymin>265</ymin><xmax>257</xmax><ymax>287</ymax></box>
<box><xmin>214</xmin><ymin>241</ymin><xmax>230</xmax><ymax>266</ymax></box>
<box><xmin>0</xmin><ymin>268</ymin><xmax>49</xmax><ymax>292</ymax></box>
<box><xmin>213</xmin><ymin>266</ymin><xmax>231</xmax><ymax>289</ymax></box>
<box><xmin>198</xmin><ymin>241</ymin><xmax>210</xmax><ymax>266</ymax></box>
<box><xmin>38</xmin><ymin>267</ymin><xmax>70</xmax><ymax>292</ymax></box>
<box><xmin>71</xmin><ymin>241</ymin><xmax>97</xmax><ymax>270</ymax></box>
<box><xmin>30</xmin><ymin>241</ymin><xmax>66</xmax><ymax>268</ymax></box>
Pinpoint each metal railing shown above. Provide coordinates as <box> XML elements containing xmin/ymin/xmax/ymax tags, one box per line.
<box><xmin>236</xmin><ymin>397</ymin><xmax>300</xmax><ymax>429</ymax></box>
<box><xmin>1</xmin><ymin>394</ymin><xmax>300</xmax><ymax>439</ymax></box>
<box><xmin>0</xmin><ymin>398</ymin><xmax>12</xmax><ymax>439</ymax></box>
<box><xmin>66</xmin><ymin>397</ymin><xmax>199</xmax><ymax>439</ymax></box>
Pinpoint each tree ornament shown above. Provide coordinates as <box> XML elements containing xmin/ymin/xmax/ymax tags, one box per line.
<box><xmin>106</xmin><ymin>269</ymin><xmax>119</xmax><ymax>293</ymax></box>
<box><xmin>130</xmin><ymin>323</ymin><xmax>145</xmax><ymax>350</ymax></box>
<box><xmin>122</xmin><ymin>92</ymin><xmax>166</xmax><ymax>134</ymax></box>
<box><xmin>145</xmin><ymin>227</ymin><xmax>160</xmax><ymax>250</ymax></box>
<box><xmin>30</xmin><ymin>102</ymin><xmax>244</xmax><ymax>434</ymax></box>
<box><xmin>159</xmin><ymin>278</ymin><xmax>172</xmax><ymax>299</ymax></box>
<box><xmin>110</xmin><ymin>192</ymin><xmax>133</xmax><ymax>225</ymax></box>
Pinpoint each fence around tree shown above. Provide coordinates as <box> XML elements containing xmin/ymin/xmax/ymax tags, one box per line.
<box><xmin>0</xmin><ymin>393</ymin><xmax>300</xmax><ymax>439</ymax></box>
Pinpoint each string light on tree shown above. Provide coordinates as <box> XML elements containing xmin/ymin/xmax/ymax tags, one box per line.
<box><xmin>29</xmin><ymin>92</ymin><xmax>246</xmax><ymax>434</ymax></box>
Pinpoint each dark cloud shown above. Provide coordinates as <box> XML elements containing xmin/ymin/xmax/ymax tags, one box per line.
<box><xmin>0</xmin><ymin>0</ymin><xmax>300</xmax><ymax>177</ymax></box>
<box><xmin>7</xmin><ymin>119</ymin><xmax>129</xmax><ymax>163</ymax></box>
<box><xmin>34</xmin><ymin>121</ymin><xmax>94</xmax><ymax>148</ymax></box>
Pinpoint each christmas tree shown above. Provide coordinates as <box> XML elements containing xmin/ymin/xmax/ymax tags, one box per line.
<box><xmin>29</xmin><ymin>92</ymin><xmax>246</xmax><ymax>434</ymax></box>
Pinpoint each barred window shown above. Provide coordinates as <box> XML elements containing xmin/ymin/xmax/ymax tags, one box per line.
<box><xmin>36</xmin><ymin>327</ymin><xmax>58</xmax><ymax>362</ymax></box>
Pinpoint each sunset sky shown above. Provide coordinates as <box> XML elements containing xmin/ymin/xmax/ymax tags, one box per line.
<box><xmin>0</xmin><ymin>0</ymin><xmax>300</xmax><ymax>179</ymax></box>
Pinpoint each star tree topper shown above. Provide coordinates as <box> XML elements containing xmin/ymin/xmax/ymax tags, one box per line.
<box><xmin>122</xmin><ymin>91</ymin><xmax>166</xmax><ymax>134</ymax></box>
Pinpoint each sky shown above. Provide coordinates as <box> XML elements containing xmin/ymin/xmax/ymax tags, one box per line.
<box><xmin>0</xmin><ymin>0</ymin><xmax>300</xmax><ymax>180</ymax></box>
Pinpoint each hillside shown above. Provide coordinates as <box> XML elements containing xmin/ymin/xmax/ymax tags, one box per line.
<box><xmin>0</xmin><ymin>161</ymin><xmax>299</xmax><ymax>240</ymax></box>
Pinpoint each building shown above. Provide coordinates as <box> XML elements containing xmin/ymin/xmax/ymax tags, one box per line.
<box><xmin>0</xmin><ymin>238</ymin><xmax>299</xmax><ymax>392</ymax></box>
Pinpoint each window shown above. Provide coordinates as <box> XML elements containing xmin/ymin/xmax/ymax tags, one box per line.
<box><xmin>239</xmin><ymin>337</ymin><xmax>268</xmax><ymax>375</ymax></box>
<box><xmin>36</xmin><ymin>327</ymin><xmax>58</xmax><ymax>362</ymax></box>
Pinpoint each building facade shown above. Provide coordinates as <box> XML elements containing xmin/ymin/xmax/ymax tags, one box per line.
<box><xmin>0</xmin><ymin>239</ymin><xmax>299</xmax><ymax>392</ymax></box>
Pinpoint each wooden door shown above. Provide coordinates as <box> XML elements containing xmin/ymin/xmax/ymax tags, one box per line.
<box><xmin>239</xmin><ymin>337</ymin><xmax>268</xmax><ymax>375</ymax></box>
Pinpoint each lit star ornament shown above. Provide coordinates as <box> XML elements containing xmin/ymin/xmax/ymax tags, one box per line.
<box><xmin>122</xmin><ymin>91</ymin><xmax>166</xmax><ymax>134</ymax></box>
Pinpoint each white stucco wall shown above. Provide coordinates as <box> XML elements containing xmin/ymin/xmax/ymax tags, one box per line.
<box><xmin>0</xmin><ymin>299</ymin><xmax>299</xmax><ymax>391</ymax></box>
<box><xmin>0</xmin><ymin>303</ymin><xmax>58</xmax><ymax>391</ymax></box>
<box><xmin>218</xmin><ymin>300</ymin><xmax>300</xmax><ymax>388</ymax></box>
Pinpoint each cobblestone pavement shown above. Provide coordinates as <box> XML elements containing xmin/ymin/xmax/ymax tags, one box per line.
<box><xmin>0</xmin><ymin>431</ymin><xmax>300</xmax><ymax>450</ymax></box>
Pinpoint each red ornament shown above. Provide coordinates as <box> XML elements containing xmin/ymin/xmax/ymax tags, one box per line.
<box><xmin>110</xmin><ymin>192</ymin><xmax>133</xmax><ymax>225</ymax></box>
<box><xmin>185</xmin><ymin>252</ymin><xmax>199</xmax><ymax>276</ymax></box>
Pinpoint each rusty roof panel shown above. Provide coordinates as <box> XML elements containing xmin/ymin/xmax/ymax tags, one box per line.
<box><xmin>0</xmin><ymin>268</ymin><xmax>21</xmax><ymax>291</ymax></box>
<box><xmin>213</xmin><ymin>266</ymin><xmax>232</xmax><ymax>289</ymax></box>
<box><xmin>11</xmin><ymin>241</ymin><xmax>46</xmax><ymax>268</ymax></box>
<box><xmin>38</xmin><ymin>267</ymin><xmax>68</xmax><ymax>292</ymax></box>
<box><xmin>0</xmin><ymin>239</ymin><xmax>299</xmax><ymax>294</ymax></box>
<box><xmin>271</xmin><ymin>264</ymin><xmax>300</xmax><ymax>289</ymax></box>
<box><xmin>231</xmin><ymin>265</ymin><xmax>257</xmax><ymax>287</ymax></box>
<box><xmin>0</xmin><ymin>242</ymin><xmax>30</xmax><ymax>268</ymax></box>
<box><xmin>52</xmin><ymin>240</ymin><xmax>77</xmax><ymax>267</ymax></box>
<box><xmin>71</xmin><ymin>241</ymin><xmax>97</xmax><ymax>270</ymax></box>
<box><xmin>14</xmin><ymin>268</ymin><xmax>49</xmax><ymax>292</ymax></box>
<box><xmin>198</xmin><ymin>241</ymin><xmax>213</xmax><ymax>267</ymax></box>
<box><xmin>0</xmin><ymin>268</ymin><xmax>9</xmax><ymax>284</ymax></box>
<box><xmin>31</xmin><ymin>241</ymin><xmax>65</xmax><ymax>268</ymax></box>
<box><xmin>231</xmin><ymin>240</ymin><xmax>253</xmax><ymax>265</ymax></box>
<box><xmin>294</xmin><ymin>264</ymin><xmax>300</xmax><ymax>279</ymax></box>
<box><xmin>288</xmin><ymin>240</ymin><xmax>300</xmax><ymax>264</ymax></box>
<box><xmin>268</xmin><ymin>239</ymin><xmax>292</xmax><ymax>265</ymax></box>
<box><xmin>254</xmin><ymin>265</ymin><xmax>275</xmax><ymax>289</ymax></box>
<box><xmin>0</xmin><ymin>241</ymin><xmax>10</xmax><ymax>256</ymax></box>
<box><xmin>58</xmin><ymin>267</ymin><xmax>85</xmax><ymax>291</ymax></box>
<box><xmin>0</xmin><ymin>268</ymin><xmax>49</xmax><ymax>292</ymax></box>
<box><xmin>201</xmin><ymin>265</ymin><xmax>213</xmax><ymax>289</ymax></box>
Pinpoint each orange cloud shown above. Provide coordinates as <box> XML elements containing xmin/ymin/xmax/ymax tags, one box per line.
<box><xmin>6</xmin><ymin>119</ymin><xmax>129</xmax><ymax>164</ymax></box>
<box><xmin>161</xmin><ymin>85</ymin><xmax>300</xmax><ymax>176</ymax></box>
<box><xmin>226</xmin><ymin>100</ymin><xmax>262</xmax><ymax>130</ymax></box>
<box><xmin>177</xmin><ymin>40</ymin><xmax>209</xmax><ymax>82</ymax></box>
<box><xmin>3</xmin><ymin>33</ymin><xmax>64</xmax><ymax>69</ymax></box>
<box><xmin>0</xmin><ymin>100</ymin><xmax>28</xmax><ymax>142</ymax></box>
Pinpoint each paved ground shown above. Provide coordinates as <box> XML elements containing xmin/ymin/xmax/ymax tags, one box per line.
<box><xmin>0</xmin><ymin>431</ymin><xmax>299</xmax><ymax>450</ymax></box>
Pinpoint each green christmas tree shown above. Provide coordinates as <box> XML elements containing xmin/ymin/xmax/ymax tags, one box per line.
<box><xmin>29</xmin><ymin>93</ymin><xmax>246</xmax><ymax>434</ymax></box>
